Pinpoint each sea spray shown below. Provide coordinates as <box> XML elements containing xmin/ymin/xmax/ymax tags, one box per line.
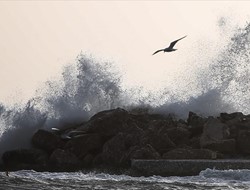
<box><xmin>1</xmin><ymin>20</ymin><xmax>250</xmax><ymax>159</ymax></box>
<box><xmin>37</xmin><ymin>54</ymin><xmax>124</xmax><ymax>129</ymax></box>
<box><xmin>154</xmin><ymin>21</ymin><xmax>250</xmax><ymax>117</ymax></box>
<box><xmin>0</xmin><ymin>100</ymin><xmax>46</xmax><ymax>159</ymax></box>
<box><xmin>0</xmin><ymin>55</ymin><xmax>125</xmax><ymax>159</ymax></box>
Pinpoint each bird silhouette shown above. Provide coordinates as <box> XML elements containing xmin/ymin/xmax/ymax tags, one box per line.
<box><xmin>152</xmin><ymin>36</ymin><xmax>187</xmax><ymax>55</ymax></box>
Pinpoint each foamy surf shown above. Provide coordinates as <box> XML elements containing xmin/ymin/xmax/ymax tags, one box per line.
<box><xmin>1</xmin><ymin>169</ymin><xmax>250</xmax><ymax>190</ymax></box>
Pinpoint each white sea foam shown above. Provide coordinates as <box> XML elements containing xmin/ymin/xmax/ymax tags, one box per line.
<box><xmin>1</xmin><ymin>169</ymin><xmax>250</xmax><ymax>190</ymax></box>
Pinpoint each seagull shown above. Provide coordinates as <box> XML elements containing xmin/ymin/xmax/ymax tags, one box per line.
<box><xmin>152</xmin><ymin>36</ymin><xmax>187</xmax><ymax>55</ymax></box>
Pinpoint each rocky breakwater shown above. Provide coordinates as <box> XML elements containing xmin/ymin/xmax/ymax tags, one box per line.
<box><xmin>2</xmin><ymin>108</ymin><xmax>250</xmax><ymax>174</ymax></box>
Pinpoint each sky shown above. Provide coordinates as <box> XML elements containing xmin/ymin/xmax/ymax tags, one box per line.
<box><xmin>0</xmin><ymin>1</ymin><xmax>250</xmax><ymax>104</ymax></box>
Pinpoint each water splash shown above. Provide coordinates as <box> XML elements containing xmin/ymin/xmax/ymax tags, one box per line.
<box><xmin>0</xmin><ymin>100</ymin><xmax>46</xmax><ymax>158</ymax></box>
<box><xmin>154</xmin><ymin>21</ymin><xmax>250</xmax><ymax>117</ymax></box>
<box><xmin>36</xmin><ymin>54</ymin><xmax>124</xmax><ymax>129</ymax></box>
<box><xmin>1</xmin><ymin>18</ymin><xmax>250</xmax><ymax>158</ymax></box>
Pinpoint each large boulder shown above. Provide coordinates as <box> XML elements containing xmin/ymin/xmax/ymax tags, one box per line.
<box><xmin>126</xmin><ymin>144</ymin><xmax>160</xmax><ymax>160</ymax></box>
<box><xmin>49</xmin><ymin>149</ymin><xmax>81</xmax><ymax>171</ymax></box>
<box><xmin>65</xmin><ymin>134</ymin><xmax>104</xmax><ymax>160</ymax></box>
<box><xmin>32</xmin><ymin>129</ymin><xmax>65</xmax><ymax>153</ymax></box>
<box><xmin>204</xmin><ymin>139</ymin><xmax>236</xmax><ymax>154</ymax></box>
<box><xmin>162</xmin><ymin>148</ymin><xmax>220</xmax><ymax>159</ymax></box>
<box><xmin>237</xmin><ymin>130</ymin><xmax>250</xmax><ymax>154</ymax></box>
<box><xmin>220</xmin><ymin>112</ymin><xmax>244</xmax><ymax>122</ymax></box>
<box><xmin>220</xmin><ymin>112</ymin><xmax>250</xmax><ymax>139</ymax></box>
<box><xmin>129</xmin><ymin>110</ymin><xmax>169</xmax><ymax>131</ymax></box>
<box><xmin>2</xmin><ymin>148</ymin><xmax>48</xmax><ymax>170</ymax></box>
<box><xmin>81</xmin><ymin>108</ymin><xmax>143</xmax><ymax>138</ymax></box>
<box><xmin>166</xmin><ymin>127</ymin><xmax>191</xmax><ymax>146</ymax></box>
<box><xmin>101</xmin><ymin>132</ymin><xmax>141</xmax><ymax>166</ymax></box>
<box><xmin>188</xmin><ymin>136</ymin><xmax>201</xmax><ymax>149</ymax></box>
<box><xmin>187</xmin><ymin>112</ymin><xmax>207</xmax><ymax>137</ymax></box>
<box><xmin>147</xmin><ymin>119</ymin><xmax>173</xmax><ymax>132</ymax></box>
<box><xmin>142</xmin><ymin>128</ymin><xmax>175</xmax><ymax>155</ymax></box>
<box><xmin>113</xmin><ymin>144</ymin><xmax>161</xmax><ymax>167</ymax></box>
<box><xmin>200</xmin><ymin>117</ymin><xmax>230</xmax><ymax>148</ymax></box>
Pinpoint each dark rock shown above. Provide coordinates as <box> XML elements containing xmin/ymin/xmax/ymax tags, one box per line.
<box><xmin>200</xmin><ymin>117</ymin><xmax>230</xmax><ymax>148</ymax></box>
<box><xmin>187</xmin><ymin>112</ymin><xmax>207</xmax><ymax>137</ymax></box>
<box><xmin>220</xmin><ymin>112</ymin><xmax>244</xmax><ymax>121</ymax></box>
<box><xmin>204</xmin><ymin>139</ymin><xmax>236</xmax><ymax>154</ymax></box>
<box><xmin>82</xmin><ymin>154</ymin><xmax>94</xmax><ymax>167</ymax></box>
<box><xmin>129</xmin><ymin>112</ymin><xmax>169</xmax><ymax>130</ymax></box>
<box><xmin>85</xmin><ymin>108</ymin><xmax>131</xmax><ymax>136</ymax></box>
<box><xmin>237</xmin><ymin>130</ymin><xmax>250</xmax><ymax>154</ymax></box>
<box><xmin>188</xmin><ymin>137</ymin><xmax>201</xmax><ymax>149</ymax></box>
<box><xmin>166</xmin><ymin>127</ymin><xmax>190</xmax><ymax>146</ymax></box>
<box><xmin>32</xmin><ymin>129</ymin><xmax>65</xmax><ymax>153</ymax></box>
<box><xmin>101</xmin><ymin>133</ymin><xmax>138</xmax><ymax>166</ymax></box>
<box><xmin>65</xmin><ymin>134</ymin><xmax>104</xmax><ymax>159</ymax></box>
<box><xmin>142</xmin><ymin>128</ymin><xmax>175</xmax><ymax>155</ymax></box>
<box><xmin>110</xmin><ymin>144</ymin><xmax>161</xmax><ymax>167</ymax></box>
<box><xmin>2</xmin><ymin>149</ymin><xmax>48</xmax><ymax>170</ymax></box>
<box><xmin>49</xmin><ymin>149</ymin><xmax>81</xmax><ymax>171</ymax></box>
<box><xmin>92</xmin><ymin>153</ymin><xmax>103</xmax><ymax>166</ymax></box>
<box><xmin>6</xmin><ymin>108</ymin><xmax>250</xmax><ymax>173</ymax></box>
<box><xmin>126</xmin><ymin>145</ymin><xmax>160</xmax><ymax>160</ymax></box>
<box><xmin>147</xmin><ymin>120</ymin><xmax>168</xmax><ymax>131</ymax></box>
<box><xmin>162</xmin><ymin>148</ymin><xmax>220</xmax><ymax>159</ymax></box>
<box><xmin>220</xmin><ymin>113</ymin><xmax>250</xmax><ymax>137</ymax></box>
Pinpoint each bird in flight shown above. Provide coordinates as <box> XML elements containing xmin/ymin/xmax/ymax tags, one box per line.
<box><xmin>152</xmin><ymin>36</ymin><xmax>187</xmax><ymax>55</ymax></box>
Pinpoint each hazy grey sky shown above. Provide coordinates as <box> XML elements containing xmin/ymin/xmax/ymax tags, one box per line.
<box><xmin>0</xmin><ymin>1</ymin><xmax>250</xmax><ymax>104</ymax></box>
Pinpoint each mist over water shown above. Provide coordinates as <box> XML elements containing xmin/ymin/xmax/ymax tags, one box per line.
<box><xmin>1</xmin><ymin>17</ymin><xmax>250</xmax><ymax>157</ymax></box>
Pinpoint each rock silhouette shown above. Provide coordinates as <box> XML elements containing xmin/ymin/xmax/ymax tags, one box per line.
<box><xmin>2</xmin><ymin>108</ymin><xmax>250</xmax><ymax>173</ymax></box>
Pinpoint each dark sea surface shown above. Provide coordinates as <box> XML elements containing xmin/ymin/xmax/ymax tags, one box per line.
<box><xmin>1</xmin><ymin>169</ymin><xmax>250</xmax><ymax>190</ymax></box>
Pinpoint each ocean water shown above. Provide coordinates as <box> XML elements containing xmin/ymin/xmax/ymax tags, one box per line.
<box><xmin>1</xmin><ymin>169</ymin><xmax>250</xmax><ymax>190</ymax></box>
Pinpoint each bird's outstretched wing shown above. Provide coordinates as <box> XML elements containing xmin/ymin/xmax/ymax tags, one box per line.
<box><xmin>152</xmin><ymin>49</ymin><xmax>164</xmax><ymax>55</ymax></box>
<box><xmin>168</xmin><ymin>35</ymin><xmax>187</xmax><ymax>49</ymax></box>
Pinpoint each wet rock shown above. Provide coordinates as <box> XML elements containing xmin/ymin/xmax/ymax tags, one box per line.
<box><xmin>237</xmin><ymin>130</ymin><xmax>250</xmax><ymax>154</ymax></box>
<box><xmin>166</xmin><ymin>127</ymin><xmax>191</xmax><ymax>146</ymax></box>
<box><xmin>49</xmin><ymin>149</ymin><xmax>81</xmax><ymax>171</ymax></box>
<box><xmin>162</xmin><ymin>148</ymin><xmax>220</xmax><ymax>159</ymax></box>
<box><xmin>92</xmin><ymin>153</ymin><xmax>103</xmax><ymax>166</ymax></box>
<box><xmin>2</xmin><ymin>149</ymin><xmax>48</xmax><ymax>170</ymax></box>
<box><xmin>147</xmin><ymin>120</ymin><xmax>170</xmax><ymax>132</ymax></box>
<box><xmin>82</xmin><ymin>154</ymin><xmax>94</xmax><ymax>167</ymax></box>
<box><xmin>65</xmin><ymin>134</ymin><xmax>104</xmax><ymax>159</ymax></box>
<box><xmin>204</xmin><ymin>139</ymin><xmax>236</xmax><ymax>154</ymax></box>
<box><xmin>32</xmin><ymin>129</ymin><xmax>65</xmax><ymax>153</ymax></box>
<box><xmin>188</xmin><ymin>137</ymin><xmax>201</xmax><ymax>149</ymax></box>
<box><xmin>142</xmin><ymin>128</ymin><xmax>175</xmax><ymax>155</ymax></box>
<box><xmin>220</xmin><ymin>112</ymin><xmax>250</xmax><ymax>138</ymax></box>
<box><xmin>220</xmin><ymin>112</ymin><xmax>244</xmax><ymax>122</ymax></box>
<box><xmin>126</xmin><ymin>144</ymin><xmax>160</xmax><ymax>160</ymax></box>
<box><xmin>101</xmin><ymin>132</ymin><xmax>141</xmax><ymax>166</ymax></box>
<box><xmin>129</xmin><ymin>112</ymin><xmax>169</xmax><ymax>131</ymax></box>
<box><xmin>200</xmin><ymin>117</ymin><xmax>230</xmax><ymax>148</ymax></box>
<box><xmin>84</xmin><ymin>108</ymin><xmax>132</xmax><ymax>136</ymax></box>
<box><xmin>5</xmin><ymin>108</ymin><xmax>250</xmax><ymax>173</ymax></box>
<box><xmin>187</xmin><ymin>112</ymin><xmax>207</xmax><ymax>137</ymax></box>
